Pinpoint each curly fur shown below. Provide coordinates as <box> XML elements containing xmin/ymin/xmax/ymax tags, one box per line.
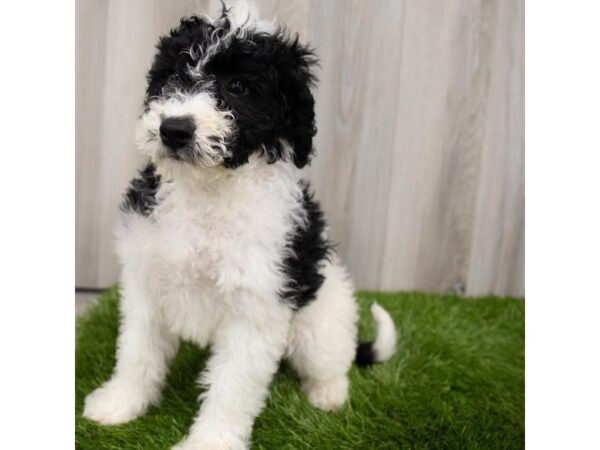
<box><xmin>83</xmin><ymin>2</ymin><xmax>397</xmax><ymax>449</ymax></box>
<box><xmin>144</xmin><ymin>6</ymin><xmax>317</xmax><ymax>169</ymax></box>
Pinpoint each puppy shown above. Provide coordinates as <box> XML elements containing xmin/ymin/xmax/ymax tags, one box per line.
<box><xmin>83</xmin><ymin>2</ymin><xmax>397</xmax><ymax>449</ymax></box>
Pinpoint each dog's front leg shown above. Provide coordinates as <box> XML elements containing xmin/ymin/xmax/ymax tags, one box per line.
<box><xmin>173</xmin><ymin>300</ymin><xmax>292</xmax><ymax>450</ymax></box>
<box><xmin>83</xmin><ymin>275</ymin><xmax>179</xmax><ymax>425</ymax></box>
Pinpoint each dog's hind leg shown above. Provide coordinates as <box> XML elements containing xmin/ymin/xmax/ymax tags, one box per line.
<box><xmin>83</xmin><ymin>265</ymin><xmax>179</xmax><ymax>425</ymax></box>
<box><xmin>286</xmin><ymin>260</ymin><xmax>359</xmax><ymax>411</ymax></box>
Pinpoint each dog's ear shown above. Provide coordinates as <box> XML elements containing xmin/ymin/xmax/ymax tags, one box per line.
<box><xmin>146</xmin><ymin>16</ymin><xmax>216</xmax><ymax>100</ymax></box>
<box><xmin>279</xmin><ymin>37</ymin><xmax>318</xmax><ymax>169</ymax></box>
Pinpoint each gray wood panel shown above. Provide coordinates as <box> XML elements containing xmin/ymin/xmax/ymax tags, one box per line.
<box><xmin>76</xmin><ymin>0</ymin><xmax>109</xmax><ymax>287</ymax></box>
<box><xmin>76</xmin><ymin>0</ymin><xmax>524</xmax><ymax>296</ymax></box>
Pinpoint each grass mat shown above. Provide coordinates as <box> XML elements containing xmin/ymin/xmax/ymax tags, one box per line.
<box><xmin>76</xmin><ymin>288</ymin><xmax>524</xmax><ymax>449</ymax></box>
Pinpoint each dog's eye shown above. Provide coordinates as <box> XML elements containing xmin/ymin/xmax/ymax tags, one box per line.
<box><xmin>226</xmin><ymin>79</ymin><xmax>246</xmax><ymax>96</ymax></box>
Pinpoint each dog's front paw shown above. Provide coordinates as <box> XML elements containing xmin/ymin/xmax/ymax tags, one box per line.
<box><xmin>172</xmin><ymin>432</ymin><xmax>247</xmax><ymax>450</ymax></box>
<box><xmin>83</xmin><ymin>379</ymin><xmax>154</xmax><ymax>425</ymax></box>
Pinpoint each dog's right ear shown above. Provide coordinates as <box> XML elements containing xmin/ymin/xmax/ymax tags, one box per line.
<box><xmin>145</xmin><ymin>16</ymin><xmax>215</xmax><ymax>101</ymax></box>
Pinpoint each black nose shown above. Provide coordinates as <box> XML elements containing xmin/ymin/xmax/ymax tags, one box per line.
<box><xmin>159</xmin><ymin>116</ymin><xmax>196</xmax><ymax>150</ymax></box>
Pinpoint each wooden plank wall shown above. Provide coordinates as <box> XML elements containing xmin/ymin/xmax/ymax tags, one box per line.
<box><xmin>76</xmin><ymin>0</ymin><xmax>524</xmax><ymax>296</ymax></box>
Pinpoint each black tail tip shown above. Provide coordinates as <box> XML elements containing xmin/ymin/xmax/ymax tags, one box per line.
<box><xmin>355</xmin><ymin>341</ymin><xmax>376</xmax><ymax>367</ymax></box>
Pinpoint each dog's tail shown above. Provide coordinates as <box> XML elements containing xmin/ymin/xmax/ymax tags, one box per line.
<box><xmin>355</xmin><ymin>303</ymin><xmax>397</xmax><ymax>367</ymax></box>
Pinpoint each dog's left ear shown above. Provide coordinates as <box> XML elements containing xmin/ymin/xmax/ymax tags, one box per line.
<box><xmin>279</xmin><ymin>37</ymin><xmax>318</xmax><ymax>168</ymax></box>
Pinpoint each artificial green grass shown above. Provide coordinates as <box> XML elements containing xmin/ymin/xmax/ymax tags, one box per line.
<box><xmin>76</xmin><ymin>288</ymin><xmax>524</xmax><ymax>450</ymax></box>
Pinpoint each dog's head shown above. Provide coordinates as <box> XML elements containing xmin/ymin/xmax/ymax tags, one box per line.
<box><xmin>136</xmin><ymin>1</ymin><xmax>317</xmax><ymax>173</ymax></box>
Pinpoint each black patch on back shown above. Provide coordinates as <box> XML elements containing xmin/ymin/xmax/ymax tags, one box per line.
<box><xmin>355</xmin><ymin>341</ymin><xmax>376</xmax><ymax>367</ymax></box>
<box><xmin>121</xmin><ymin>163</ymin><xmax>161</xmax><ymax>216</ymax></box>
<box><xmin>281</xmin><ymin>183</ymin><xmax>333</xmax><ymax>309</ymax></box>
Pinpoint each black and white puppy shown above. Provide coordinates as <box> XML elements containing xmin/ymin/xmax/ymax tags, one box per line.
<box><xmin>83</xmin><ymin>2</ymin><xmax>397</xmax><ymax>449</ymax></box>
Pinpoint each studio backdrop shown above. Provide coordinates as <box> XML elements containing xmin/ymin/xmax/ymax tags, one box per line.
<box><xmin>76</xmin><ymin>0</ymin><xmax>524</xmax><ymax>296</ymax></box>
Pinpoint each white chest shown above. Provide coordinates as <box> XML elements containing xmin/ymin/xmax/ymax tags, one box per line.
<box><xmin>117</xmin><ymin>160</ymin><xmax>305</xmax><ymax>345</ymax></box>
<box><xmin>143</xmin><ymin>163</ymin><xmax>304</xmax><ymax>295</ymax></box>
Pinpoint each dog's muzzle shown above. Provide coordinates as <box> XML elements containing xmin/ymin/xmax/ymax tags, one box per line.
<box><xmin>159</xmin><ymin>116</ymin><xmax>196</xmax><ymax>154</ymax></box>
